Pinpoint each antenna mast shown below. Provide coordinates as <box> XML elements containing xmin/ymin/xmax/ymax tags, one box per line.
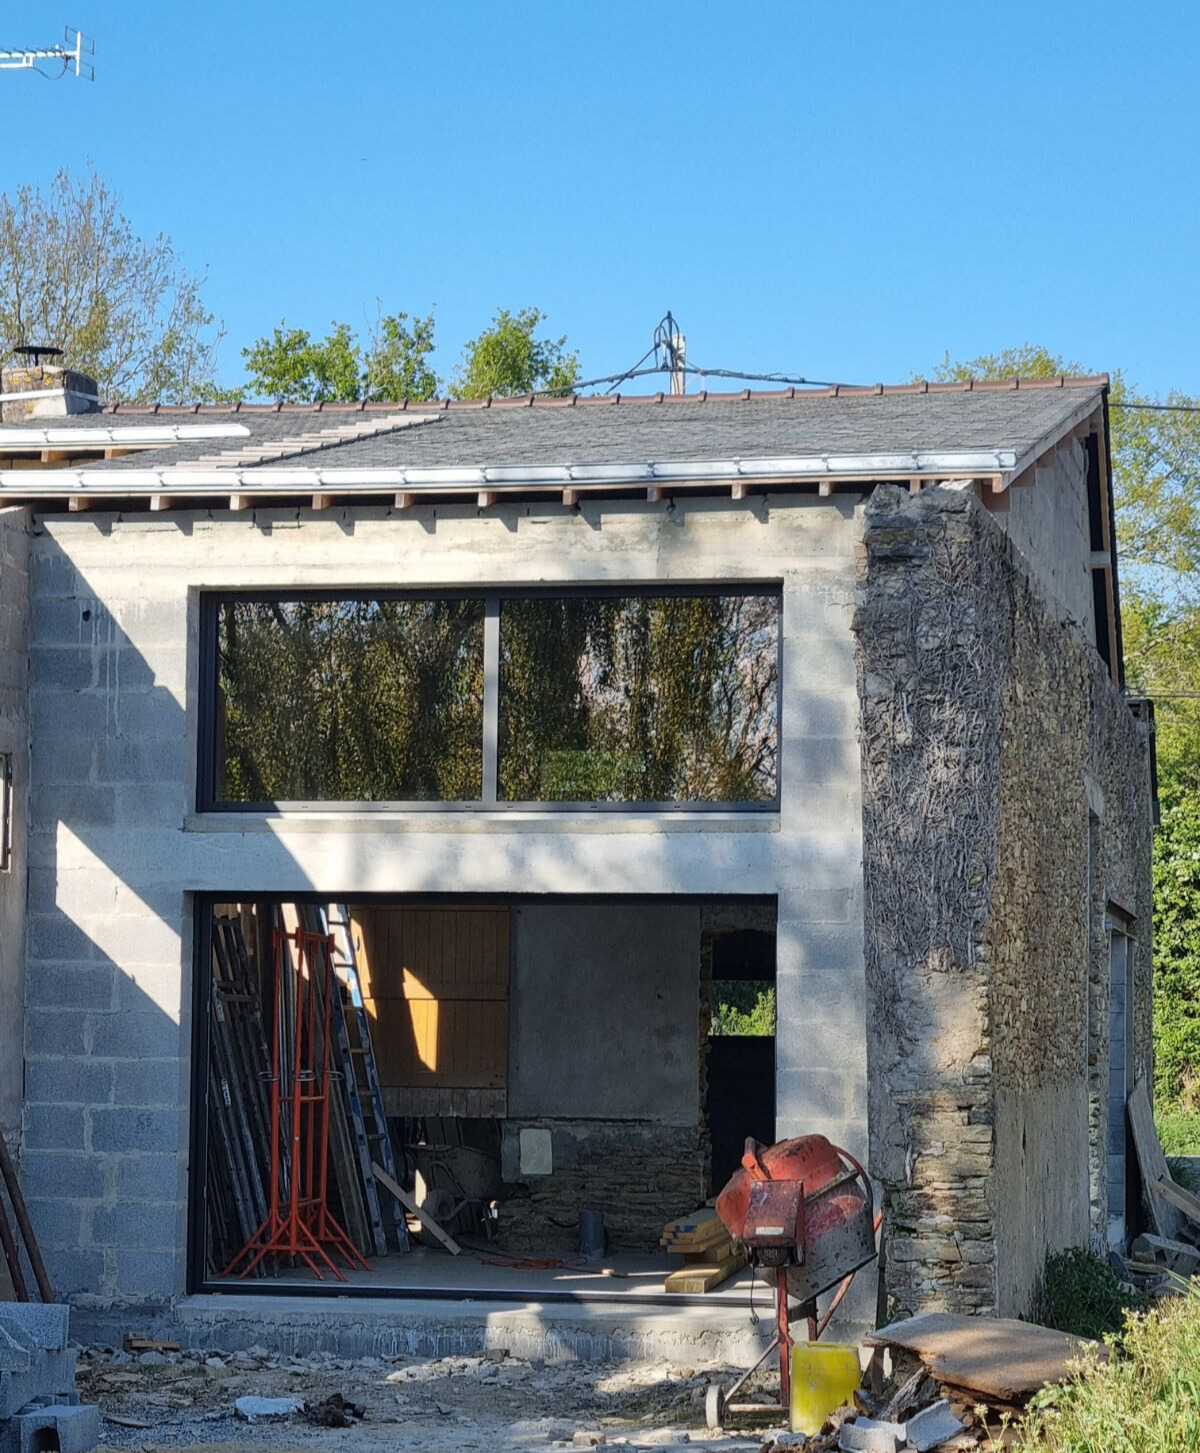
<box><xmin>653</xmin><ymin>312</ymin><xmax>687</xmax><ymax>395</ymax></box>
<box><xmin>0</xmin><ymin>27</ymin><xmax>93</xmax><ymax>79</ymax></box>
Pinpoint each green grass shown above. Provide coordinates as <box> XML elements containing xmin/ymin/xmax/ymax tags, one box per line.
<box><xmin>1157</xmin><ymin>1110</ymin><xmax>1200</xmax><ymax>1157</ymax></box>
<box><xmin>1016</xmin><ymin>1280</ymin><xmax>1200</xmax><ymax>1452</ymax></box>
<box><xmin>1030</xmin><ymin>1248</ymin><xmax>1148</xmax><ymax>1343</ymax></box>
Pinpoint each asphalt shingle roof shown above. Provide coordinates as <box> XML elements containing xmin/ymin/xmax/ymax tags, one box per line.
<box><xmin>9</xmin><ymin>379</ymin><xmax>1106</xmax><ymax>475</ymax></box>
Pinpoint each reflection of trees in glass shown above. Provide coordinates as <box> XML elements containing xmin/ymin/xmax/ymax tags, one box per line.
<box><xmin>499</xmin><ymin>594</ymin><xmax>778</xmax><ymax>803</ymax></box>
<box><xmin>217</xmin><ymin>598</ymin><xmax>484</xmax><ymax>802</ymax></box>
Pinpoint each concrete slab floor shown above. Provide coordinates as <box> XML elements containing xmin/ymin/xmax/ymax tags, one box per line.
<box><xmin>208</xmin><ymin>1247</ymin><xmax>762</xmax><ymax>1308</ymax></box>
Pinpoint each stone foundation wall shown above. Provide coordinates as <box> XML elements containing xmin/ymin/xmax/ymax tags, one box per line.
<box><xmin>496</xmin><ymin>1121</ymin><xmax>707</xmax><ymax>1251</ymax></box>
<box><xmin>856</xmin><ymin>482</ymin><xmax>1153</xmax><ymax>1318</ymax></box>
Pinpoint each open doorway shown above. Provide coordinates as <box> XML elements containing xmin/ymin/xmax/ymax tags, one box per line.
<box><xmin>190</xmin><ymin>894</ymin><xmax>777</xmax><ymax>1304</ymax></box>
<box><xmin>704</xmin><ymin>918</ymin><xmax>776</xmax><ymax>1194</ymax></box>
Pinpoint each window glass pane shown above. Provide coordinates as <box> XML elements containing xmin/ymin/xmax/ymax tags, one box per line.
<box><xmin>215</xmin><ymin>598</ymin><xmax>484</xmax><ymax>802</ymax></box>
<box><xmin>498</xmin><ymin>594</ymin><xmax>779</xmax><ymax>803</ymax></box>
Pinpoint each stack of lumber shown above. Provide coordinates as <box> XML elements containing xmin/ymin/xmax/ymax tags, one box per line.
<box><xmin>660</xmin><ymin>1208</ymin><xmax>746</xmax><ymax>1293</ymax></box>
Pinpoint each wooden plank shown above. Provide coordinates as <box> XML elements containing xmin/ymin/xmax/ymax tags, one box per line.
<box><xmin>664</xmin><ymin>1247</ymin><xmax>746</xmax><ymax>1294</ymax></box>
<box><xmin>1152</xmin><ymin>1175</ymin><xmax>1200</xmax><ymax>1228</ymax></box>
<box><xmin>660</xmin><ymin>1217</ymin><xmax>729</xmax><ymax>1253</ymax></box>
<box><xmin>1128</xmin><ymin>1079</ymin><xmax>1187</xmax><ymax>1240</ymax></box>
<box><xmin>372</xmin><ymin>1161</ymin><xmax>461</xmax><ymax>1255</ymax></box>
<box><xmin>662</xmin><ymin>1207</ymin><xmax>717</xmax><ymax>1236</ymax></box>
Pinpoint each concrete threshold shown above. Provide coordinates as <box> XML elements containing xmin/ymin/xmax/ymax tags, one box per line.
<box><xmin>74</xmin><ymin>1293</ymin><xmax>775</xmax><ymax>1367</ymax></box>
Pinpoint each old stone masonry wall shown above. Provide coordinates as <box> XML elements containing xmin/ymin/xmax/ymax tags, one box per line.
<box><xmin>855</xmin><ymin>483</ymin><xmax>1153</xmax><ymax>1318</ymax></box>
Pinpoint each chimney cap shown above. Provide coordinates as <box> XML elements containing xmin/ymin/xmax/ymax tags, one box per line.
<box><xmin>12</xmin><ymin>344</ymin><xmax>63</xmax><ymax>367</ymax></box>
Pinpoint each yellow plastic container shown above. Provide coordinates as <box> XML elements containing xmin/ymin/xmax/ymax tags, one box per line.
<box><xmin>789</xmin><ymin>1341</ymin><xmax>862</xmax><ymax>1435</ymax></box>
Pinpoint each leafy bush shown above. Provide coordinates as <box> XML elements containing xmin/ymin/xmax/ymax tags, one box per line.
<box><xmin>1030</xmin><ymin>1248</ymin><xmax>1148</xmax><ymax>1342</ymax></box>
<box><xmin>1158</xmin><ymin>1112</ymin><xmax>1200</xmax><ymax>1157</ymax></box>
<box><xmin>1017</xmin><ymin>1279</ymin><xmax>1200</xmax><ymax>1452</ymax></box>
<box><xmin>1152</xmin><ymin>798</ymin><xmax>1200</xmax><ymax>1113</ymax></box>
<box><xmin>710</xmin><ymin>982</ymin><xmax>776</xmax><ymax>1036</ymax></box>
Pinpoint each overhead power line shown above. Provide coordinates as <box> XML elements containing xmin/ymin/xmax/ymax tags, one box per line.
<box><xmin>1111</xmin><ymin>401</ymin><xmax>1200</xmax><ymax>415</ymax></box>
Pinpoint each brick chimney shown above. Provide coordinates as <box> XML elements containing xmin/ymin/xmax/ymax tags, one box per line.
<box><xmin>0</xmin><ymin>345</ymin><xmax>100</xmax><ymax>422</ymax></box>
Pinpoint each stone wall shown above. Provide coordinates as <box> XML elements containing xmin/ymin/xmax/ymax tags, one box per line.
<box><xmin>856</xmin><ymin>480</ymin><xmax>1153</xmax><ymax>1318</ymax></box>
<box><xmin>497</xmin><ymin>1121</ymin><xmax>707</xmax><ymax>1251</ymax></box>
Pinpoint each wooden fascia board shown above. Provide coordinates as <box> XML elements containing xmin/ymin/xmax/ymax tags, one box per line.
<box><xmin>1000</xmin><ymin>396</ymin><xmax>1105</xmax><ymax>490</ymax></box>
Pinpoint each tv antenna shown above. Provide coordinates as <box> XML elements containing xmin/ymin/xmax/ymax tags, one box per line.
<box><xmin>653</xmin><ymin>311</ymin><xmax>687</xmax><ymax>394</ymax></box>
<box><xmin>0</xmin><ymin>27</ymin><xmax>93</xmax><ymax>80</ymax></box>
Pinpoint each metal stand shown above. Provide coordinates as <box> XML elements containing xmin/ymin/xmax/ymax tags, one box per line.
<box><xmin>224</xmin><ymin>928</ymin><xmax>370</xmax><ymax>1282</ymax></box>
<box><xmin>706</xmin><ymin>1267</ymin><xmax>817</xmax><ymax>1428</ymax></box>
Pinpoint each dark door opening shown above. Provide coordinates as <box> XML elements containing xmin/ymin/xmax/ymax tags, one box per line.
<box><xmin>705</xmin><ymin>928</ymin><xmax>776</xmax><ymax>1193</ymax></box>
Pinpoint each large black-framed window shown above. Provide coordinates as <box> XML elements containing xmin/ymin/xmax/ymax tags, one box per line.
<box><xmin>198</xmin><ymin>585</ymin><xmax>781</xmax><ymax>812</ymax></box>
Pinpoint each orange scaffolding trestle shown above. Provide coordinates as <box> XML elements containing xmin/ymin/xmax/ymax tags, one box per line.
<box><xmin>224</xmin><ymin>926</ymin><xmax>371</xmax><ymax>1281</ymax></box>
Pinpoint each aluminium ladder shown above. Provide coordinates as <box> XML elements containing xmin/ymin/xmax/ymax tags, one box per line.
<box><xmin>323</xmin><ymin>904</ymin><xmax>410</xmax><ymax>1254</ymax></box>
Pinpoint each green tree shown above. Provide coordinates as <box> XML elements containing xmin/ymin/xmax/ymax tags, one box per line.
<box><xmin>241</xmin><ymin>309</ymin><xmax>438</xmax><ymax>403</ymax></box>
<box><xmin>1152</xmin><ymin>797</ymin><xmax>1200</xmax><ymax>1113</ymax></box>
<box><xmin>242</xmin><ymin>320</ymin><xmax>363</xmax><ymax>403</ymax></box>
<box><xmin>451</xmin><ymin>307</ymin><xmax>578</xmax><ymax>399</ymax></box>
<box><xmin>364</xmin><ymin>310</ymin><xmax>438</xmax><ymax>402</ymax></box>
<box><xmin>0</xmin><ymin>168</ymin><xmax>222</xmax><ymax>403</ymax></box>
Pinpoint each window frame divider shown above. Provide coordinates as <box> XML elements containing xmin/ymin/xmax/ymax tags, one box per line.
<box><xmin>482</xmin><ymin>596</ymin><xmax>500</xmax><ymax>805</ymax></box>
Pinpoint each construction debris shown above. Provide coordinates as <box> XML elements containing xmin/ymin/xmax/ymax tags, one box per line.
<box><xmin>305</xmin><ymin>1392</ymin><xmax>366</xmax><ymax>1427</ymax></box>
<box><xmin>837</xmin><ymin>1415</ymin><xmax>904</xmax><ymax>1453</ymax></box>
<box><xmin>863</xmin><ymin>1312</ymin><xmax>1105</xmax><ymax>1403</ymax></box>
<box><xmin>122</xmin><ymin>1336</ymin><xmax>180</xmax><ymax>1354</ymax></box>
<box><xmin>1129</xmin><ymin>1232</ymin><xmax>1199</xmax><ymax>1275</ymax></box>
<box><xmin>233</xmin><ymin>1395</ymin><xmax>304</xmax><ymax>1423</ymax></box>
<box><xmin>1151</xmin><ymin>1174</ymin><xmax>1200</xmax><ymax>1228</ymax></box>
<box><xmin>1128</xmin><ymin>1079</ymin><xmax>1188</xmax><ymax>1242</ymax></box>
<box><xmin>905</xmin><ymin>1399</ymin><xmax>967</xmax><ymax>1452</ymax></box>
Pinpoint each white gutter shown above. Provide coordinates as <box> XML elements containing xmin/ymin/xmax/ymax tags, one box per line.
<box><xmin>0</xmin><ymin>449</ymin><xmax>1019</xmax><ymax>496</ymax></box>
<box><xmin>0</xmin><ymin>423</ymin><xmax>251</xmax><ymax>448</ymax></box>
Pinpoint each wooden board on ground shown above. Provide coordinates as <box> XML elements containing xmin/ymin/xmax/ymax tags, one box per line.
<box><xmin>864</xmin><ymin>1313</ymin><xmax>1106</xmax><ymax>1402</ymax></box>
<box><xmin>1152</xmin><ymin>1175</ymin><xmax>1200</xmax><ymax>1229</ymax></box>
<box><xmin>1128</xmin><ymin>1079</ymin><xmax>1187</xmax><ymax>1242</ymax></box>
<box><xmin>664</xmin><ymin>1247</ymin><xmax>746</xmax><ymax>1294</ymax></box>
<box><xmin>372</xmin><ymin>1161</ymin><xmax>461</xmax><ymax>1256</ymax></box>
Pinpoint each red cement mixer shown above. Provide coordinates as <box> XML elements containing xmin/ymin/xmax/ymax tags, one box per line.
<box><xmin>705</xmin><ymin>1134</ymin><xmax>879</xmax><ymax>1429</ymax></box>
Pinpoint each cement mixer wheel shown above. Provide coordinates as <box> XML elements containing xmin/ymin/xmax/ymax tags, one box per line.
<box><xmin>705</xmin><ymin>1385</ymin><xmax>725</xmax><ymax>1430</ymax></box>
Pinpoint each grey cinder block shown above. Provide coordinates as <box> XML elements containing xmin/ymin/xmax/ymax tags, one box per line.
<box><xmin>1</xmin><ymin>1401</ymin><xmax>99</xmax><ymax>1453</ymax></box>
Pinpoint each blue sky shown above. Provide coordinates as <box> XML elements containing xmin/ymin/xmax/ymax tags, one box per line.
<box><xmin>2</xmin><ymin>1</ymin><xmax>1198</xmax><ymax>397</ymax></box>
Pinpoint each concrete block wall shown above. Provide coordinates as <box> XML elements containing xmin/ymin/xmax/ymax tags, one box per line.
<box><xmin>0</xmin><ymin>507</ymin><xmax>31</xmax><ymax>1147</ymax></box>
<box><xmin>22</xmin><ymin>493</ymin><xmax>869</xmax><ymax>1312</ymax></box>
<box><xmin>999</xmin><ymin>436</ymin><xmax>1096</xmax><ymax>637</ymax></box>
